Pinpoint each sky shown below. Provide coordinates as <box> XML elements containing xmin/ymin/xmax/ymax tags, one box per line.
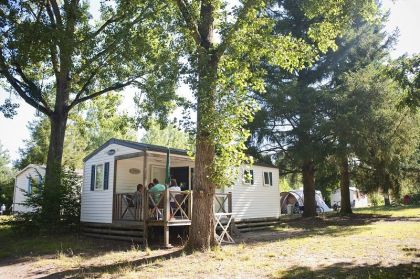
<box><xmin>0</xmin><ymin>0</ymin><xmax>419</xmax><ymax>164</ymax></box>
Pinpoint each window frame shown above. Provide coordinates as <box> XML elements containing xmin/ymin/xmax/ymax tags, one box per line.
<box><xmin>243</xmin><ymin>169</ymin><xmax>254</xmax><ymax>185</ymax></box>
<box><xmin>263</xmin><ymin>171</ymin><xmax>273</xmax><ymax>187</ymax></box>
<box><xmin>94</xmin><ymin>164</ymin><xmax>105</xmax><ymax>191</ymax></box>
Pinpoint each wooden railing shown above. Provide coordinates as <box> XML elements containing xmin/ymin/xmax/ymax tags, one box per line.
<box><xmin>113</xmin><ymin>193</ymin><xmax>143</xmax><ymax>221</ymax></box>
<box><xmin>144</xmin><ymin>189</ymin><xmax>193</xmax><ymax>222</ymax></box>
<box><xmin>214</xmin><ymin>192</ymin><xmax>232</xmax><ymax>213</ymax></box>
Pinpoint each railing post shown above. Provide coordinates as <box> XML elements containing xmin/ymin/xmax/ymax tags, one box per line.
<box><xmin>228</xmin><ymin>192</ymin><xmax>232</xmax><ymax>213</ymax></box>
<box><xmin>189</xmin><ymin>190</ymin><xmax>193</xmax><ymax>220</ymax></box>
<box><xmin>144</xmin><ymin>190</ymin><xmax>149</xmax><ymax>220</ymax></box>
<box><xmin>164</xmin><ymin>189</ymin><xmax>170</xmax><ymax>222</ymax></box>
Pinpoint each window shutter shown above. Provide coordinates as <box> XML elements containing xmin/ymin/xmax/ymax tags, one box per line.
<box><xmin>28</xmin><ymin>178</ymin><xmax>32</xmax><ymax>194</ymax></box>
<box><xmin>269</xmin><ymin>172</ymin><xmax>273</xmax><ymax>186</ymax></box>
<box><xmin>104</xmin><ymin>162</ymin><xmax>110</xmax><ymax>190</ymax></box>
<box><xmin>250</xmin><ymin>170</ymin><xmax>254</xmax><ymax>185</ymax></box>
<box><xmin>91</xmin><ymin>165</ymin><xmax>95</xmax><ymax>191</ymax></box>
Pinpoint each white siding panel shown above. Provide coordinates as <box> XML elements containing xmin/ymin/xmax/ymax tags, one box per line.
<box><xmin>224</xmin><ymin>165</ymin><xmax>280</xmax><ymax>220</ymax></box>
<box><xmin>13</xmin><ymin>167</ymin><xmax>45</xmax><ymax>213</ymax></box>
<box><xmin>81</xmin><ymin>144</ymin><xmax>139</xmax><ymax>223</ymax></box>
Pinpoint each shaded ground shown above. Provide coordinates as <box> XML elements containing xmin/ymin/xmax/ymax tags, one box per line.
<box><xmin>0</xmin><ymin>205</ymin><xmax>419</xmax><ymax>278</ymax></box>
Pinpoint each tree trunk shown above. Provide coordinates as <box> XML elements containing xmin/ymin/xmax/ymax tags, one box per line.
<box><xmin>383</xmin><ymin>190</ymin><xmax>391</xmax><ymax>206</ymax></box>
<box><xmin>186</xmin><ymin>0</ymin><xmax>220</xmax><ymax>251</ymax></box>
<box><xmin>41</xmin><ymin>110</ymin><xmax>68</xmax><ymax>225</ymax></box>
<box><xmin>187</xmin><ymin>55</ymin><xmax>218</xmax><ymax>250</ymax></box>
<box><xmin>339</xmin><ymin>156</ymin><xmax>353</xmax><ymax>214</ymax></box>
<box><xmin>302</xmin><ymin>160</ymin><xmax>316</xmax><ymax>217</ymax></box>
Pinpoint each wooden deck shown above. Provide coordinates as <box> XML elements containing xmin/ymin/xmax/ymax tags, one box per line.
<box><xmin>83</xmin><ymin>191</ymin><xmax>233</xmax><ymax>247</ymax></box>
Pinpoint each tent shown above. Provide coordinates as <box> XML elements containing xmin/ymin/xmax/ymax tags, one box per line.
<box><xmin>280</xmin><ymin>189</ymin><xmax>332</xmax><ymax>214</ymax></box>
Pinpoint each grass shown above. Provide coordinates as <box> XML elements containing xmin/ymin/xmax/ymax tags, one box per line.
<box><xmin>0</xmin><ymin>215</ymin><xmax>99</xmax><ymax>259</ymax></box>
<box><xmin>353</xmin><ymin>204</ymin><xmax>420</xmax><ymax>217</ymax></box>
<box><xmin>0</xmin><ymin>205</ymin><xmax>419</xmax><ymax>278</ymax></box>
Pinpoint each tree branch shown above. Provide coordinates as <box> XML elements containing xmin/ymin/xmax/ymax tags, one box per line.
<box><xmin>215</xmin><ymin>0</ymin><xmax>260</xmax><ymax>59</ymax></box>
<box><xmin>49</xmin><ymin>0</ymin><xmax>63</xmax><ymax>29</ymax></box>
<box><xmin>0</xmin><ymin>48</ymin><xmax>52</xmax><ymax>116</ymax></box>
<box><xmin>12</xmin><ymin>62</ymin><xmax>52</xmax><ymax>113</ymax></box>
<box><xmin>173</xmin><ymin>0</ymin><xmax>201</xmax><ymax>45</ymax></box>
<box><xmin>67</xmin><ymin>80</ymin><xmax>134</xmax><ymax>110</ymax></box>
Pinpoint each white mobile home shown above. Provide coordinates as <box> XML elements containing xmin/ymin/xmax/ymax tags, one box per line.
<box><xmin>330</xmin><ymin>187</ymin><xmax>368</xmax><ymax>208</ymax></box>
<box><xmin>12</xmin><ymin>164</ymin><xmax>45</xmax><ymax>213</ymax></box>
<box><xmin>80</xmin><ymin>138</ymin><xmax>281</xmax><ymax>225</ymax></box>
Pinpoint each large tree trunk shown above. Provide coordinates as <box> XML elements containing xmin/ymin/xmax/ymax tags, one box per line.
<box><xmin>42</xmin><ymin>110</ymin><xmax>68</xmax><ymax>224</ymax></box>
<box><xmin>187</xmin><ymin>55</ymin><xmax>218</xmax><ymax>250</ymax></box>
<box><xmin>339</xmin><ymin>156</ymin><xmax>353</xmax><ymax>214</ymax></box>
<box><xmin>302</xmin><ymin>160</ymin><xmax>316</xmax><ymax>217</ymax></box>
<box><xmin>187</xmin><ymin>1</ymin><xmax>219</xmax><ymax>250</ymax></box>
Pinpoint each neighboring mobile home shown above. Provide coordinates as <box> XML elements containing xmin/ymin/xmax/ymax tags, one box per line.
<box><xmin>330</xmin><ymin>187</ymin><xmax>368</xmax><ymax>208</ymax></box>
<box><xmin>80</xmin><ymin>138</ymin><xmax>281</xmax><ymax>225</ymax></box>
<box><xmin>12</xmin><ymin>164</ymin><xmax>45</xmax><ymax>213</ymax></box>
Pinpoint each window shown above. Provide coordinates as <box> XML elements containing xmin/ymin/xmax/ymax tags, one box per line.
<box><xmin>27</xmin><ymin>177</ymin><xmax>32</xmax><ymax>194</ymax></box>
<box><xmin>91</xmin><ymin>163</ymin><xmax>109</xmax><ymax>191</ymax></box>
<box><xmin>263</xmin><ymin>171</ymin><xmax>273</xmax><ymax>186</ymax></box>
<box><xmin>243</xmin><ymin>169</ymin><xmax>254</xmax><ymax>185</ymax></box>
<box><xmin>95</xmin><ymin>164</ymin><xmax>104</xmax><ymax>190</ymax></box>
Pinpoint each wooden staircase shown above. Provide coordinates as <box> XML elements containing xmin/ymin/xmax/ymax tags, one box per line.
<box><xmin>82</xmin><ymin>222</ymin><xmax>144</xmax><ymax>243</ymax></box>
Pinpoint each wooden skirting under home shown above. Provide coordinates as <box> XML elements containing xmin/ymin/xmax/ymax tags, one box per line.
<box><xmin>81</xmin><ymin>221</ymin><xmax>144</xmax><ymax>243</ymax></box>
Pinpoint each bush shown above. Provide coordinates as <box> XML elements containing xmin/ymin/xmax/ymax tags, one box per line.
<box><xmin>14</xmin><ymin>168</ymin><xmax>81</xmax><ymax>235</ymax></box>
<box><xmin>368</xmin><ymin>192</ymin><xmax>385</xmax><ymax>207</ymax></box>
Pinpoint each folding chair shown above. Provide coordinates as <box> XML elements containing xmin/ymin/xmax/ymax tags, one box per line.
<box><xmin>121</xmin><ymin>194</ymin><xmax>136</xmax><ymax>219</ymax></box>
<box><xmin>214</xmin><ymin>213</ymin><xmax>235</xmax><ymax>245</ymax></box>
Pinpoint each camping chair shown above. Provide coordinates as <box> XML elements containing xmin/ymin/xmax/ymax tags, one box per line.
<box><xmin>121</xmin><ymin>194</ymin><xmax>136</xmax><ymax>219</ymax></box>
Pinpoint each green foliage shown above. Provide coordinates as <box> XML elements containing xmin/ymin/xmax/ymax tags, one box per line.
<box><xmin>15</xmin><ymin>168</ymin><xmax>81</xmax><ymax>234</ymax></box>
<box><xmin>1</xmin><ymin>0</ymin><xmax>180</xmax><ymax>224</ymax></box>
<box><xmin>174</xmin><ymin>0</ymin><xmax>378</xmax><ymax>188</ymax></box>
<box><xmin>387</xmin><ymin>54</ymin><xmax>420</xmax><ymax>110</ymax></box>
<box><xmin>16</xmin><ymin>93</ymin><xmax>137</xmax><ymax>169</ymax></box>
<box><xmin>0</xmin><ymin>142</ymin><xmax>14</xmax><ymax>211</ymax></box>
<box><xmin>345</xmin><ymin>66</ymin><xmax>420</xmax><ymax>199</ymax></box>
<box><xmin>141</xmin><ymin>119</ymin><xmax>192</xmax><ymax>150</ymax></box>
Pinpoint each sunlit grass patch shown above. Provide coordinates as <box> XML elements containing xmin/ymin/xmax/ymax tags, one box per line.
<box><xmin>354</xmin><ymin>205</ymin><xmax>420</xmax><ymax>217</ymax></box>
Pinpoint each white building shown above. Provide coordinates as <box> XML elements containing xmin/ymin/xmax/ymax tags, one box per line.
<box><xmin>12</xmin><ymin>164</ymin><xmax>45</xmax><ymax>213</ymax></box>
<box><xmin>330</xmin><ymin>187</ymin><xmax>369</xmax><ymax>208</ymax></box>
<box><xmin>80</xmin><ymin>138</ymin><xmax>280</xmax><ymax>224</ymax></box>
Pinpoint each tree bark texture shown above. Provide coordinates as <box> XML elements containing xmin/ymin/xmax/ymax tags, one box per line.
<box><xmin>187</xmin><ymin>1</ymin><xmax>219</xmax><ymax>250</ymax></box>
<box><xmin>42</xmin><ymin>110</ymin><xmax>69</xmax><ymax>224</ymax></box>
<box><xmin>339</xmin><ymin>156</ymin><xmax>353</xmax><ymax>214</ymax></box>
<box><xmin>302</xmin><ymin>160</ymin><xmax>316</xmax><ymax>217</ymax></box>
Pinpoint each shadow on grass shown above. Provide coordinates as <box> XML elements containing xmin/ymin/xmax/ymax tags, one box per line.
<box><xmin>271</xmin><ymin>262</ymin><xmax>420</xmax><ymax>279</ymax></box>
<box><xmin>39</xmin><ymin>249</ymin><xmax>185</xmax><ymax>279</ymax></box>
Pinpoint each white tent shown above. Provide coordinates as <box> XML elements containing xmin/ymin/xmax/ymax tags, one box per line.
<box><xmin>280</xmin><ymin>189</ymin><xmax>332</xmax><ymax>214</ymax></box>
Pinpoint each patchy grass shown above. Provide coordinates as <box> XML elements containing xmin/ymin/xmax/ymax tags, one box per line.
<box><xmin>353</xmin><ymin>204</ymin><xmax>420</xmax><ymax>218</ymax></box>
<box><xmin>0</xmin><ymin>206</ymin><xmax>419</xmax><ymax>278</ymax></box>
